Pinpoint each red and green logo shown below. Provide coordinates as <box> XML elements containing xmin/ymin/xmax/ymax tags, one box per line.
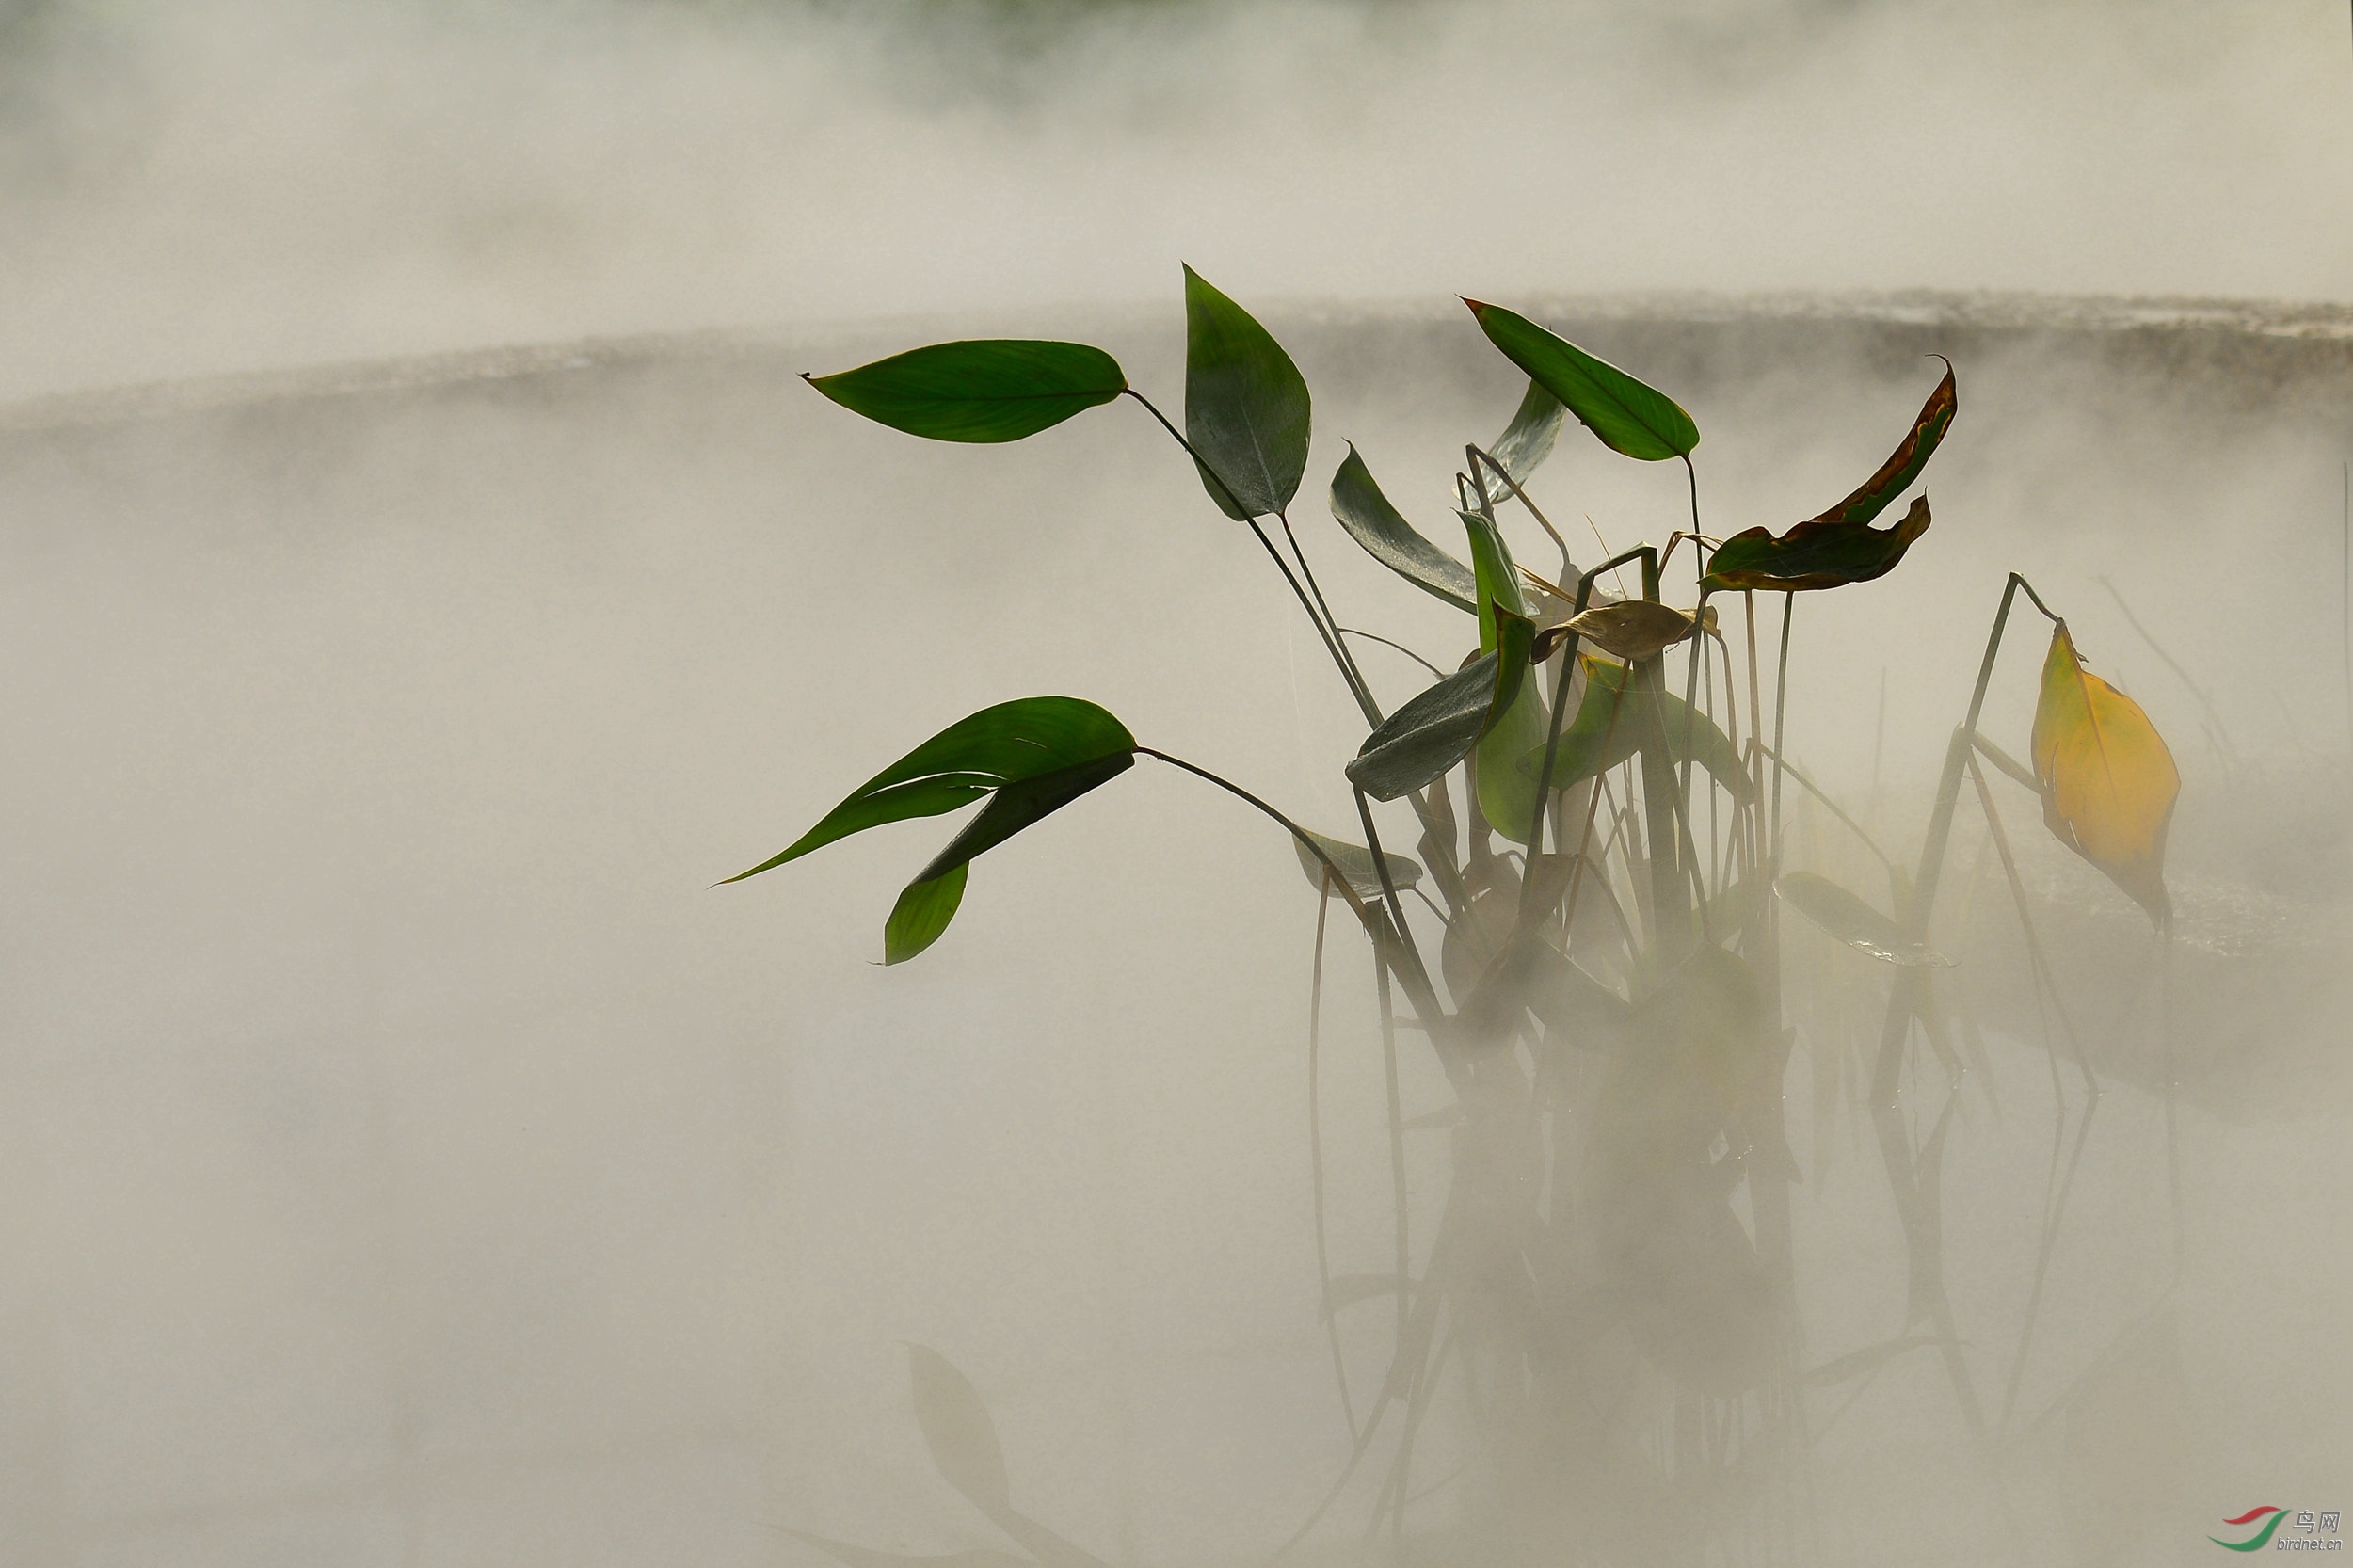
<box><xmin>2214</xmin><ymin>1507</ymin><xmax>2288</xmax><ymax>1551</ymax></box>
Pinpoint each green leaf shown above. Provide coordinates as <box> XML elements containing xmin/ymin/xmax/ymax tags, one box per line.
<box><xmin>1807</xmin><ymin>358</ymin><xmax>1957</xmax><ymax>530</ymax></box>
<box><xmin>727</xmin><ymin>696</ymin><xmax>1135</xmax><ymax>966</ymax></box>
<box><xmin>1328</xmin><ymin>445</ymin><xmax>1477</xmax><ymax>613</ymax></box>
<box><xmin>1774</xmin><ymin>872</ymin><xmax>1953</xmax><ymax>967</ymax></box>
<box><xmin>1516</xmin><ymin>657</ymin><xmax>1753</xmax><ymax>803</ymax></box>
<box><xmin>1183</xmin><ymin>264</ymin><xmax>1311</xmax><ymax>520</ymax></box>
<box><xmin>805</xmin><ymin>341</ymin><xmax>1126</xmax><ymax>443</ymax></box>
<box><xmin>1462</xmin><ymin>509</ymin><xmax>1546</xmax><ymax>844</ymax></box>
<box><xmin>726</xmin><ymin>696</ymin><xmax>1136</xmax><ymax>884</ymax></box>
<box><xmin>908</xmin><ymin>753</ymin><xmax>1138</xmax><ymax>888</ymax></box>
<box><xmin>1489</xmin><ymin>379</ymin><xmax>1566</xmax><ymax>487</ymax></box>
<box><xmin>908</xmin><ymin>1345</ymin><xmax>1012</xmax><ymax>1513</ymax></box>
<box><xmin>884</xmin><ymin>865</ymin><xmax>968</xmax><ymax>966</ymax></box>
<box><xmin>1346</xmin><ymin>649</ymin><xmax>1509</xmax><ymax>801</ymax></box>
<box><xmin>1703</xmin><ymin>495</ymin><xmax>1933</xmax><ymax>594</ymax></box>
<box><xmin>1291</xmin><ymin>829</ymin><xmax>1423</xmax><ymax>901</ymax></box>
<box><xmin>1465</xmin><ymin>301</ymin><xmax>1698</xmax><ymax>462</ymax></box>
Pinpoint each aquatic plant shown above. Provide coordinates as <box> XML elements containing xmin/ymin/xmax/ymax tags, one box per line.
<box><xmin>731</xmin><ymin>269</ymin><xmax>2185</xmax><ymax>1563</ymax></box>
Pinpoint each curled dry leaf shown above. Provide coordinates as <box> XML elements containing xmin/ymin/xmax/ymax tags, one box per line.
<box><xmin>1703</xmin><ymin>496</ymin><xmax>1932</xmax><ymax>594</ymax></box>
<box><xmin>2030</xmin><ymin>622</ymin><xmax>2180</xmax><ymax>925</ymax></box>
<box><xmin>1561</xmin><ymin>600</ymin><xmax>1704</xmax><ymax>662</ymax></box>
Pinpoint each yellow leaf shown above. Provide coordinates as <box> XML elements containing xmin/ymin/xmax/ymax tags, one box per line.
<box><xmin>2030</xmin><ymin>622</ymin><xmax>2180</xmax><ymax>924</ymax></box>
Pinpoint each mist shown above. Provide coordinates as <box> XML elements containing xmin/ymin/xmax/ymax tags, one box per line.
<box><xmin>1</xmin><ymin>2</ymin><xmax>2349</xmax><ymax>1565</ymax></box>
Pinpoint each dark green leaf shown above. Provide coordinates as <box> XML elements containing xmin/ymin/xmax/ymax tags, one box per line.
<box><xmin>726</xmin><ymin>696</ymin><xmax>1136</xmax><ymax>884</ymax></box>
<box><xmin>1490</xmin><ymin>379</ymin><xmax>1566</xmax><ymax>486</ymax></box>
<box><xmin>1702</xmin><ymin>495</ymin><xmax>1933</xmax><ymax>594</ymax></box>
<box><xmin>1516</xmin><ymin>657</ymin><xmax>1753</xmax><ymax>802</ymax></box>
<box><xmin>805</xmin><ymin>341</ymin><xmax>1126</xmax><ymax>443</ymax></box>
<box><xmin>1462</xmin><ymin>508</ymin><xmax>1547</xmax><ymax>843</ymax></box>
<box><xmin>909</xmin><ymin>754</ymin><xmax>1137</xmax><ymax>888</ymax></box>
<box><xmin>1355</xmin><ymin>640</ymin><xmax>1534</xmax><ymax>800</ymax></box>
<box><xmin>1806</xmin><ymin>359</ymin><xmax>1956</xmax><ymax>530</ymax></box>
<box><xmin>1183</xmin><ymin>264</ymin><xmax>1310</xmax><ymax>520</ymax></box>
<box><xmin>1291</xmin><ymin>829</ymin><xmax>1422</xmax><ymax>901</ymax></box>
<box><xmin>908</xmin><ymin>1345</ymin><xmax>1012</xmax><ymax>1513</ymax></box>
<box><xmin>1328</xmin><ymin>445</ymin><xmax>1477</xmax><ymax>612</ymax></box>
<box><xmin>1465</xmin><ymin>301</ymin><xmax>1698</xmax><ymax>462</ymax></box>
<box><xmin>1775</xmin><ymin>872</ymin><xmax>1954</xmax><ymax>967</ymax></box>
<box><xmin>885</xmin><ymin>865</ymin><xmax>968</xmax><ymax>966</ymax></box>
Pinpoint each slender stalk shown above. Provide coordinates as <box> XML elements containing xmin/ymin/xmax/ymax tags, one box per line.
<box><xmin>1137</xmin><ymin>747</ymin><xmax>1444</xmax><ymax>1028</ymax></box>
<box><xmin>1466</xmin><ymin>444</ymin><xmax>1575</xmax><ymax>581</ymax></box>
<box><xmin>1753</xmin><ymin>743</ymin><xmax>1898</xmax><ymax>875</ymax></box>
<box><xmin>1306</xmin><ymin>875</ymin><xmax>1360</xmax><ymax>1444</ymax></box>
<box><xmin>1769</xmin><ymin>592</ymin><xmax>1795</xmax><ymax>878</ymax></box>
<box><xmin>1371</xmin><ymin>930</ymin><xmax>1413</xmax><ymax>1355</ymax></box>
<box><xmin>1124</xmin><ymin>390</ymin><xmax>1381</xmax><ymax>727</ymax></box>
<box><xmin>1337</xmin><ymin>628</ymin><xmax>1445</xmax><ymax>680</ymax></box>
<box><xmin>1523</xmin><ymin>547</ymin><xmax>1656</xmax><ymax>925</ymax></box>
<box><xmin>1968</xmin><ymin>752</ymin><xmax>2099</xmax><ymax>1435</ymax></box>
<box><xmin>2098</xmin><ymin>575</ymin><xmax>2237</xmax><ymax>768</ymax></box>
<box><xmin>1280</xmin><ymin>510</ymin><xmax>1377</xmax><ymax>710</ymax></box>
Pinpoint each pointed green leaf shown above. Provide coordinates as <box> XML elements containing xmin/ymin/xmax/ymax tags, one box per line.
<box><xmin>1347</xmin><ymin>649</ymin><xmax>1508</xmax><ymax>801</ymax></box>
<box><xmin>1775</xmin><ymin>872</ymin><xmax>1953</xmax><ymax>967</ymax></box>
<box><xmin>1490</xmin><ymin>379</ymin><xmax>1566</xmax><ymax>486</ymax></box>
<box><xmin>908</xmin><ymin>753</ymin><xmax>1137</xmax><ymax>888</ymax></box>
<box><xmin>907</xmin><ymin>1344</ymin><xmax>1012</xmax><ymax>1512</ymax></box>
<box><xmin>884</xmin><ymin>865</ymin><xmax>968</xmax><ymax>966</ymax></box>
<box><xmin>728</xmin><ymin>696</ymin><xmax>1135</xmax><ymax>966</ymax></box>
<box><xmin>1328</xmin><ymin>445</ymin><xmax>1477</xmax><ymax>612</ymax></box>
<box><xmin>1183</xmin><ymin>264</ymin><xmax>1310</xmax><ymax>520</ymax></box>
<box><xmin>1515</xmin><ymin>657</ymin><xmax>1753</xmax><ymax>802</ymax></box>
<box><xmin>1703</xmin><ymin>495</ymin><xmax>1933</xmax><ymax>593</ymax></box>
<box><xmin>805</xmin><ymin>341</ymin><xmax>1127</xmax><ymax>443</ymax></box>
<box><xmin>1807</xmin><ymin>359</ymin><xmax>1956</xmax><ymax>530</ymax></box>
<box><xmin>1465</xmin><ymin>301</ymin><xmax>1698</xmax><ymax>462</ymax></box>
<box><xmin>726</xmin><ymin>696</ymin><xmax>1136</xmax><ymax>884</ymax></box>
<box><xmin>1291</xmin><ymin>829</ymin><xmax>1422</xmax><ymax>901</ymax></box>
<box><xmin>1462</xmin><ymin>508</ymin><xmax>1546</xmax><ymax>843</ymax></box>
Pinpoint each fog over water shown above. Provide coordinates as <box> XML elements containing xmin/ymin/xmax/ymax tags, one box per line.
<box><xmin>0</xmin><ymin>3</ymin><xmax>2349</xmax><ymax>1566</ymax></box>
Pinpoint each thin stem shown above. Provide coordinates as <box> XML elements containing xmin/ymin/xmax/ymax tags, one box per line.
<box><xmin>1306</xmin><ymin>875</ymin><xmax>1360</xmax><ymax>1445</ymax></box>
<box><xmin>1281</xmin><ymin>510</ymin><xmax>1377</xmax><ymax>710</ymax></box>
<box><xmin>1374</xmin><ymin>932</ymin><xmax>1412</xmax><ymax>1356</ymax></box>
<box><xmin>1356</xmin><ymin>788</ymin><xmax>1440</xmax><ymax>1022</ymax></box>
<box><xmin>1338</xmin><ymin>628</ymin><xmax>1445</xmax><ymax>681</ymax></box>
<box><xmin>1769</xmin><ymin>592</ymin><xmax>1795</xmax><ymax>878</ymax></box>
<box><xmin>1753</xmin><ymin>743</ymin><xmax>1898</xmax><ymax>874</ymax></box>
<box><xmin>1124</xmin><ymin>390</ymin><xmax>1381</xmax><ymax>727</ymax></box>
<box><xmin>1521</xmin><ymin>547</ymin><xmax>1655</xmax><ymax>922</ymax></box>
<box><xmin>1137</xmin><ymin>747</ymin><xmax>1443</xmax><ymax>1028</ymax></box>
<box><xmin>1466</xmin><ymin>444</ymin><xmax>1574</xmax><ymax>581</ymax></box>
<box><xmin>2098</xmin><ymin>575</ymin><xmax>2237</xmax><ymax>767</ymax></box>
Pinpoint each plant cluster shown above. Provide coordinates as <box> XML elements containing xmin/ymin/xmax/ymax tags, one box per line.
<box><xmin>733</xmin><ymin>268</ymin><xmax>2185</xmax><ymax>1565</ymax></box>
